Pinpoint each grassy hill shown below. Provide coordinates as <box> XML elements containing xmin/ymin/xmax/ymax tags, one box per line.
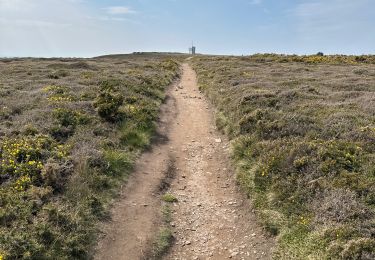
<box><xmin>0</xmin><ymin>55</ymin><xmax>179</xmax><ymax>259</ymax></box>
<box><xmin>191</xmin><ymin>54</ymin><xmax>375</xmax><ymax>259</ymax></box>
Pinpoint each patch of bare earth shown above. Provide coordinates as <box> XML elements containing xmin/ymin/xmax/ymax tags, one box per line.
<box><xmin>95</xmin><ymin>63</ymin><xmax>274</xmax><ymax>260</ymax></box>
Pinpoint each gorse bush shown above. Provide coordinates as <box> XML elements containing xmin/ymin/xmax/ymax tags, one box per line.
<box><xmin>43</xmin><ymin>85</ymin><xmax>77</xmax><ymax>103</ymax></box>
<box><xmin>53</xmin><ymin>108</ymin><xmax>90</xmax><ymax>127</ymax></box>
<box><xmin>192</xmin><ymin>55</ymin><xmax>375</xmax><ymax>259</ymax></box>
<box><xmin>50</xmin><ymin>108</ymin><xmax>90</xmax><ymax>141</ymax></box>
<box><xmin>94</xmin><ymin>80</ymin><xmax>125</xmax><ymax>122</ymax></box>
<box><xmin>0</xmin><ymin>136</ymin><xmax>68</xmax><ymax>185</ymax></box>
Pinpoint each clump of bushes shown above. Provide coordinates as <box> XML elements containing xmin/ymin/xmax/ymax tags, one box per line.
<box><xmin>160</xmin><ymin>59</ymin><xmax>179</xmax><ymax>72</ymax></box>
<box><xmin>94</xmin><ymin>80</ymin><xmax>125</xmax><ymax>122</ymax></box>
<box><xmin>53</xmin><ymin>108</ymin><xmax>90</xmax><ymax>127</ymax></box>
<box><xmin>43</xmin><ymin>85</ymin><xmax>76</xmax><ymax>103</ymax></box>
<box><xmin>50</xmin><ymin>108</ymin><xmax>90</xmax><ymax>141</ymax></box>
<box><xmin>0</xmin><ymin>135</ymin><xmax>70</xmax><ymax>186</ymax></box>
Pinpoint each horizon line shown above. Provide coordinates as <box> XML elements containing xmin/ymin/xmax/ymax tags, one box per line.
<box><xmin>1</xmin><ymin>51</ymin><xmax>375</xmax><ymax>59</ymax></box>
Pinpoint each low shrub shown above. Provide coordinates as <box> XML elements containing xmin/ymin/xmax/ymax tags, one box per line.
<box><xmin>94</xmin><ymin>80</ymin><xmax>125</xmax><ymax>122</ymax></box>
<box><xmin>43</xmin><ymin>85</ymin><xmax>77</xmax><ymax>103</ymax></box>
<box><xmin>0</xmin><ymin>135</ymin><xmax>68</xmax><ymax>184</ymax></box>
<box><xmin>52</xmin><ymin>108</ymin><xmax>90</xmax><ymax>127</ymax></box>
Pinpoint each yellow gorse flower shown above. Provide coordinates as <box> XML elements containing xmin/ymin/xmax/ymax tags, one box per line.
<box><xmin>42</xmin><ymin>85</ymin><xmax>75</xmax><ymax>103</ymax></box>
<box><xmin>0</xmin><ymin>135</ymin><xmax>69</xmax><ymax>189</ymax></box>
<box><xmin>298</xmin><ymin>216</ymin><xmax>309</xmax><ymax>226</ymax></box>
<box><xmin>14</xmin><ymin>175</ymin><xmax>31</xmax><ymax>191</ymax></box>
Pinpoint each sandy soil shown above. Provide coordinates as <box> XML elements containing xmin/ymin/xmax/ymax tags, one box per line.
<box><xmin>95</xmin><ymin>63</ymin><xmax>274</xmax><ymax>260</ymax></box>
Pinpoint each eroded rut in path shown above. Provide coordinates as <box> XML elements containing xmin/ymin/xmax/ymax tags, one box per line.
<box><xmin>95</xmin><ymin>63</ymin><xmax>274</xmax><ymax>260</ymax></box>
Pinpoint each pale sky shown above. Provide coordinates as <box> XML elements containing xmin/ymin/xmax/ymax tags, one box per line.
<box><xmin>0</xmin><ymin>0</ymin><xmax>374</xmax><ymax>57</ymax></box>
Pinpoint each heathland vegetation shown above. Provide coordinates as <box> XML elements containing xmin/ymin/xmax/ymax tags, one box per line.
<box><xmin>191</xmin><ymin>54</ymin><xmax>375</xmax><ymax>259</ymax></box>
<box><xmin>1</xmin><ymin>52</ymin><xmax>374</xmax><ymax>259</ymax></box>
<box><xmin>0</xmin><ymin>55</ymin><xmax>179</xmax><ymax>259</ymax></box>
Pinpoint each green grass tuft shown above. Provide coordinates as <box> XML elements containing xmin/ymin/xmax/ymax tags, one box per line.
<box><xmin>162</xmin><ymin>193</ymin><xmax>178</xmax><ymax>203</ymax></box>
<box><xmin>151</xmin><ymin>228</ymin><xmax>174</xmax><ymax>259</ymax></box>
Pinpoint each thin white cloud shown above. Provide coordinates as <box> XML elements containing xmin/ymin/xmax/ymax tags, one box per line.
<box><xmin>249</xmin><ymin>0</ymin><xmax>263</xmax><ymax>5</ymax></box>
<box><xmin>104</xmin><ymin>6</ymin><xmax>136</xmax><ymax>15</ymax></box>
<box><xmin>96</xmin><ymin>16</ymin><xmax>129</xmax><ymax>22</ymax></box>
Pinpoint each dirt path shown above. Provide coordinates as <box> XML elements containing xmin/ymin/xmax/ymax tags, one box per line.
<box><xmin>95</xmin><ymin>63</ymin><xmax>274</xmax><ymax>260</ymax></box>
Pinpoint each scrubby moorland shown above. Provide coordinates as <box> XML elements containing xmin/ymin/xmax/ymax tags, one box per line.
<box><xmin>192</xmin><ymin>54</ymin><xmax>375</xmax><ymax>259</ymax></box>
<box><xmin>0</xmin><ymin>55</ymin><xmax>179</xmax><ymax>259</ymax></box>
